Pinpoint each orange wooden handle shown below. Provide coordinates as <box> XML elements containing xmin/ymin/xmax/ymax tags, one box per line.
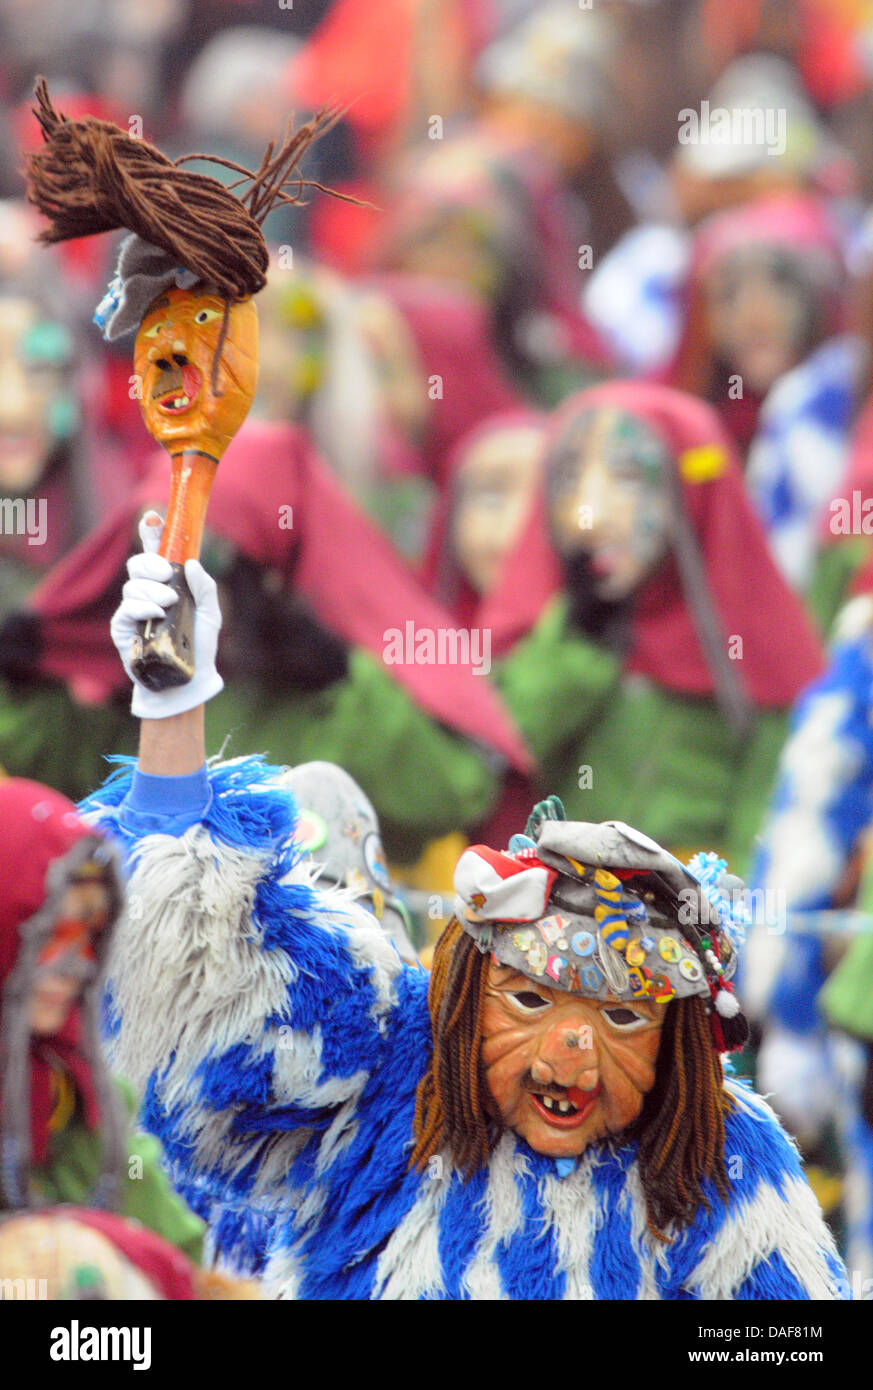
<box><xmin>157</xmin><ymin>452</ymin><xmax>219</xmax><ymax>565</ymax></box>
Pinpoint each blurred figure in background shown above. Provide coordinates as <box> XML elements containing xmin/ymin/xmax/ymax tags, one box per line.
<box><xmin>0</xmin><ymin>777</ymin><xmax>203</xmax><ymax>1258</ymax></box>
<box><xmin>370</xmin><ymin>1</ymin><xmax>623</xmax><ymax>403</ymax></box>
<box><xmin>0</xmin><ymin>203</ymin><xmax>146</xmax><ymax>613</ymax></box>
<box><xmin>423</xmin><ymin>409</ymin><xmax>547</xmax><ymax>623</ymax></box>
<box><xmin>746</xmin><ymin>569</ymin><xmax>873</xmax><ymax>1278</ymax></box>
<box><xmin>0</xmin><ymin>1208</ymin><xmax>259</xmax><ymax>1299</ymax></box>
<box><xmin>254</xmin><ymin>260</ymin><xmax>519</xmax><ymax>560</ymax></box>
<box><xmin>664</xmin><ymin>193</ymin><xmax>863</xmax><ymax>619</ymax></box>
<box><xmin>477</xmin><ymin>382</ymin><xmax>823</xmax><ymax>868</ymax></box>
<box><xmin>290</xmin><ymin>0</ymin><xmax>491</xmax><ymax>272</ymax></box>
<box><xmin>0</xmin><ymin>423</ymin><xmax>531</xmax><ymax>866</ymax></box>
<box><xmin>584</xmin><ymin>53</ymin><xmax>855</xmax><ymax>376</ymax></box>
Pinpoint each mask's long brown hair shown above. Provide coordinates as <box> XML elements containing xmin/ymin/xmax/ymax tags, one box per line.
<box><xmin>25</xmin><ymin>78</ymin><xmax>354</xmax><ymax>303</ymax></box>
<box><xmin>410</xmin><ymin>919</ymin><xmax>733</xmax><ymax>1239</ymax></box>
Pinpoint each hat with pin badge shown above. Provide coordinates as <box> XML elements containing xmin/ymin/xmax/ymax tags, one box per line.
<box><xmin>452</xmin><ymin>796</ymin><xmax>749</xmax><ymax>1050</ymax></box>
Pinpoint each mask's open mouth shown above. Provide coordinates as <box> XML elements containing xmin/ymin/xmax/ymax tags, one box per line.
<box><xmin>153</xmin><ymin>363</ymin><xmax>203</xmax><ymax>415</ymax></box>
<box><xmin>529</xmin><ymin>1085</ymin><xmax>600</xmax><ymax>1129</ymax></box>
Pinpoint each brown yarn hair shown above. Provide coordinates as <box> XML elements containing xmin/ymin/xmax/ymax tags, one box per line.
<box><xmin>24</xmin><ymin>77</ymin><xmax>349</xmax><ymax>303</ymax></box>
<box><xmin>410</xmin><ymin>920</ymin><xmax>495</xmax><ymax>1180</ymax></box>
<box><xmin>410</xmin><ymin>920</ymin><xmax>733</xmax><ymax>1237</ymax></box>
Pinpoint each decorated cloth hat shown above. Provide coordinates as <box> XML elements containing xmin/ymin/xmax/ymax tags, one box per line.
<box><xmin>453</xmin><ymin>800</ymin><xmax>749</xmax><ymax>1050</ymax></box>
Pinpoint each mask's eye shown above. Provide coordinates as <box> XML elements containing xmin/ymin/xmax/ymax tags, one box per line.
<box><xmin>194</xmin><ymin>308</ymin><xmax>221</xmax><ymax>325</ymax></box>
<box><xmin>602</xmin><ymin>1006</ymin><xmax>650</xmax><ymax>1031</ymax></box>
<box><xmin>508</xmin><ymin>990</ymin><xmax>552</xmax><ymax>1014</ymax></box>
<box><xmin>142</xmin><ymin>322</ymin><xmax>164</xmax><ymax>339</ymax></box>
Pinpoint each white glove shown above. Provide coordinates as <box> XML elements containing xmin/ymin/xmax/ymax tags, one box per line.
<box><xmin>110</xmin><ymin>512</ymin><xmax>224</xmax><ymax>718</ymax></box>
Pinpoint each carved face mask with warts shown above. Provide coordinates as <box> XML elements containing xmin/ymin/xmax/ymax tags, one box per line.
<box><xmin>481</xmin><ymin>963</ymin><xmax>667</xmax><ymax>1157</ymax></box>
<box><xmin>134</xmin><ymin>285</ymin><xmax>259</xmax><ymax>461</ymax></box>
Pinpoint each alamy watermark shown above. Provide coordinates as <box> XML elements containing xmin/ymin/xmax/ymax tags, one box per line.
<box><xmin>382</xmin><ymin>622</ymin><xmax>491</xmax><ymax>676</ymax></box>
<box><xmin>50</xmin><ymin>1322</ymin><xmax>152</xmax><ymax>1370</ymax></box>
<box><xmin>0</xmin><ymin>1275</ymin><xmax>47</xmax><ymax>1299</ymax></box>
<box><xmin>678</xmin><ymin>102</ymin><xmax>787</xmax><ymax>159</ymax></box>
<box><xmin>829</xmin><ymin>491</ymin><xmax>873</xmax><ymax>535</ymax></box>
<box><xmin>678</xmin><ymin>885</ymin><xmax>787</xmax><ymax>935</ymax></box>
<box><xmin>0</xmin><ymin>497</ymin><xmax>47</xmax><ymax>546</ymax></box>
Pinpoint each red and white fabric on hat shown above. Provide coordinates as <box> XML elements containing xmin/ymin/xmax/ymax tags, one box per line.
<box><xmin>453</xmin><ymin>846</ymin><xmax>557</xmax><ymax>923</ymax></box>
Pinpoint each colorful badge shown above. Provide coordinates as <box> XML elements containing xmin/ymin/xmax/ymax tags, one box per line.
<box><xmin>651</xmin><ymin>973</ymin><xmax>676</xmax><ymax>1002</ymax></box>
<box><xmin>528</xmin><ymin>941</ymin><xmax>548</xmax><ymax>976</ymax></box>
<box><xmin>580</xmin><ymin>964</ymin><xmax>603</xmax><ymax>992</ymax></box>
<box><xmin>539</xmin><ymin>913</ymin><xmax>570</xmax><ymax>947</ymax></box>
<box><xmin>363</xmin><ymin>832</ymin><xmax>391</xmax><ymax>888</ymax></box>
<box><xmin>546</xmin><ymin>955</ymin><xmax>566</xmax><ymax>982</ymax></box>
<box><xmin>627</xmin><ymin>965</ymin><xmax>653</xmax><ymax>997</ymax></box>
<box><xmin>293</xmin><ymin>808</ymin><xmax>328</xmax><ymax>855</ymax></box>
<box><xmin>658</xmin><ymin>936</ymin><xmax>681</xmax><ymax>963</ymax></box>
<box><xmin>678</xmin><ymin>957</ymin><xmax>703</xmax><ymax>982</ymax></box>
<box><xmin>513</xmin><ymin>929</ymin><xmax>536</xmax><ymax>952</ymax></box>
<box><xmin>625</xmin><ymin>938</ymin><xmax>646</xmax><ymax>967</ymax></box>
<box><xmin>571</xmin><ymin>930</ymin><xmax>596</xmax><ymax>957</ymax></box>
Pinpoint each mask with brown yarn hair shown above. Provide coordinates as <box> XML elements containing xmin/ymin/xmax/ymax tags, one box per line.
<box><xmin>411</xmin><ymin>919</ymin><xmax>733</xmax><ymax>1241</ymax></box>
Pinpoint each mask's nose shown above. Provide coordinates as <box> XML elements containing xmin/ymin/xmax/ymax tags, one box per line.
<box><xmin>575</xmin><ymin>455</ymin><xmax>615</xmax><ymax>539</ymax></box>
<box><xmin>148</xmin><ymin>325</ymin><xmax>188</xmax><ymax>363</ymax></box>
<box><xmin>530</xmin><ymin>1009</ymin><xmax>599</xmax><ymax>1091</ymax></box>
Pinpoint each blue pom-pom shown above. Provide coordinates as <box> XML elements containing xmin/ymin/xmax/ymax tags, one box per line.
<box><xmin>684</xmin><ymin>850</ymin><xmax>749</xmax><ymax>949</ymax></box>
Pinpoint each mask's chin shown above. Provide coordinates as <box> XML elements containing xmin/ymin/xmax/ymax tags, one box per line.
<box><xmin>558</xmin><ymin>547</ymin><xmax>638</xmax><ymax>641</ymax></box>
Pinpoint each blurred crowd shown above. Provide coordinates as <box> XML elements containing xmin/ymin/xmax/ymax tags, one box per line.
<box><xmin>4</xmin><ymin>0</ymin><xmax>873</xmax><ymax>1298</ymax></box>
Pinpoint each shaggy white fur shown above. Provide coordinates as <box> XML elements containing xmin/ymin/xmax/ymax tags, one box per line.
<box><xmin>463</xmin><ymin>1134</ymin><xmax>529</xmax><ymax>1300</ymax></box>
<box><xmin>687</xmin><ymin>1172</ymin><xmax>840</xmax><ymax>1299</ymax></box>
<box><xmin>105</xmin><ymin>818</ymin><xmax>400</xmax><ymax>1195</ymax></box>
<box><xmin>371</xmin><ymin>1160</ymin><xmax>451</xmax><ymax>1300</ymax></box>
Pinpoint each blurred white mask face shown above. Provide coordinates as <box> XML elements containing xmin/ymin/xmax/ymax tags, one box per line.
<box><xmin>452</xmin><ymin>424</ymin><xmax>543</xmax><ymax>595</ymax></box>
<box><xmin>547</xmin><ymin>406</ymin><xmax>671</xmax><ymax>600</ymax></box>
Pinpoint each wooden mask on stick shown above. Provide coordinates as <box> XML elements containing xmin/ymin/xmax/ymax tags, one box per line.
<box><xmin>25</xmin><ymin>78</ymin><xmax>340</xmax><ymax>689</ymax></box>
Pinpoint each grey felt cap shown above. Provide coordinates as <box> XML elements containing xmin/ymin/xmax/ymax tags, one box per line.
<box><xmin>93</xmin><ymin>233</ymin><xmax>199</xmax><ymax>341</ymax></box>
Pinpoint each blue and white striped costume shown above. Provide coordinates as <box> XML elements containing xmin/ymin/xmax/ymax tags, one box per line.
<box><xmin>749</xmin><ymin>605</ymin><xmax>873</xmax><ymax>1281</ymax></box>
<box><xmin>745</xmin><ymin>336</ymin><xmax>862</xmax><ymax>594</ymax></box>
<box><xmin>81</xmin><ymin>758</ymin><xmax>848</xmax><ymax>1300</ymax></box>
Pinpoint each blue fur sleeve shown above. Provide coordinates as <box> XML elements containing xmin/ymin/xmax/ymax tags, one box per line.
<box><xmin>78</xmin><ymin>755</ymin><xmax>409</xmax><ymax>1212</ymax></box>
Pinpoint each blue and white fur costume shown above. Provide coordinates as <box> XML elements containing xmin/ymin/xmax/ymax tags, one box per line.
<box><xmin>80</xmin><ymin>757</ymin><xmax>848</xmax><ymax>1300</ymax></box>
<box><xmin>749</xmin><ymin>597</ymin><xmax>873</xmax><ymax>1287</ymax></box>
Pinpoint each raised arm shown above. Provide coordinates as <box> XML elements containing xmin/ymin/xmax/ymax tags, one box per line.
<box><xmin>81</xmin><ymin>520</ymin><xmax>409</xmax><ymax>1238</ymax></box>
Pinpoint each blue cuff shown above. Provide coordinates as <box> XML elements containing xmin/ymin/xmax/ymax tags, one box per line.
<box><xmin>120</xmin><ymin>765</ymin><xmax>212</xmax><ymax>837</ymax></box>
